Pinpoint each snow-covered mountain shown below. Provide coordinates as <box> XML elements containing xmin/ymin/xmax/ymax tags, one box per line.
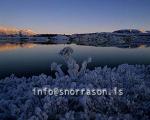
<box><xmin>0</xmin><ymin>26</ymin><xmax>36</xmax><ymax>36</ymax></box>
<box><xmin>0</xmin><ymin>28</ymin><xmax>150</xmax><ymax>46</ymax></box>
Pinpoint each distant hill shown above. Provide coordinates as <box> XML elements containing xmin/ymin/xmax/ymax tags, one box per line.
<box><xmin>0</xmin><ymin>27</ymin><xmax>36</xmax><ymax>36</ymax></box>
<box><xmin>145</xmin><ymin>31</ymin><xmax>150</xmax><ymax>33</ymax></box>
<box><xmin>113</xmin><ymin>29</ymin><xmax>143</xmax><ymax>34</ymax></box>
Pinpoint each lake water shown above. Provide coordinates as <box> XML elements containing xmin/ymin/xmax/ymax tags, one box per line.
<box><xmin>0</xmin><ymin>43</ymin><xmax>150</xmax><ymax>79</ymax></box>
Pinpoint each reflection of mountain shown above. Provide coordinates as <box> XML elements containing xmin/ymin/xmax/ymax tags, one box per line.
<box><xmin>0</xmin><ymin>26</ymin><xmax>36</xmax><ymax>36</ymax></box>
<box><xmin>0</xmin><ymin>43</ymin><xmax>36</xmax><ymax>52</ymax></box>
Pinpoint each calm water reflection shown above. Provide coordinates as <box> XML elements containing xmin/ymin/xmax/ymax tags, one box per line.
<box><xmin>0</xmin><ymin>43</ymin><xmax>150</xmax><ymax>79</ymax></box>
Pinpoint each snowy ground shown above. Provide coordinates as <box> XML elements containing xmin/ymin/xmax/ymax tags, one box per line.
<box><xmin>0</xmin><ymin>47</ymin><xmax>150</xmax><ymax>120</ymax></box>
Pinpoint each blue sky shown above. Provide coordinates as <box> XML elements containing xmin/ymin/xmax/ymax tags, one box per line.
<box><xmin>0</xmin><ymin>0</ymin><xmax>150</xmax><ymax>34</ymax></box>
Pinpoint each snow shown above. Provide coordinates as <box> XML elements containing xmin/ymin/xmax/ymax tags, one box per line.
<box><xmin>70</xmin><ymin>32</ymin><xmax>150</xmax><ymax>46</ymax></box>
<box><xmin>0</xmin><ymin>47</ymin><xmax>150</xmax><ymax>120</ymax></box>
<box><xmin>51</xmin><ymin>35</ymin><xmax>70</xmax><ymax>44</ymax></box>
<box><xmin>1</xmin><ymin>29</ymin><xmax>150</xmax><ymax>46</ymax></box>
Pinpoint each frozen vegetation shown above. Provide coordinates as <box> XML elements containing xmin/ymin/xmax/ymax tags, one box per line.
<box><xmin>0</xmin><ymin>47</ymin><xmax>150</xmax><ymax>120</ymax></box>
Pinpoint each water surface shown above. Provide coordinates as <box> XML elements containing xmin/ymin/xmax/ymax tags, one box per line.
<box><xmin>0</xmin><ymin>43</ymin><xmax>150</xmax><ymax>79</ymax></box>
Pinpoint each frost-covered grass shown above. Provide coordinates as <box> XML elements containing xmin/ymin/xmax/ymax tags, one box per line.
<box><xmin>0</xmin><ymin>47</ymin><xmax>150</xmax><ymax>120</ymax></box>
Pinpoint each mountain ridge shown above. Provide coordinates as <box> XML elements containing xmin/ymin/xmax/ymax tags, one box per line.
<box><xmin>0</xmin><ymin>26</ymin><xmax>36</xmax><ymax>36</ymax></box>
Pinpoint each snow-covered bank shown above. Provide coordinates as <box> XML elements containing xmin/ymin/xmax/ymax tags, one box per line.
<box><xmin>0</xmin><ymin>47</ymin><xmax>150</xmax><ymax>120</ymax></box>
<box><xmin>1</xmin><ymin>29</ymin><xmax>150</xmax><ymax>47</ymax></box>
<box><xmin>71</xmin><ymin>32</ymin><xmax>150</xmax><ymax>46</ymax></box>
<box><xmin>0</xmin><ymin>34</ymin><xmax>70</xmax><ymax>44</ymax></box>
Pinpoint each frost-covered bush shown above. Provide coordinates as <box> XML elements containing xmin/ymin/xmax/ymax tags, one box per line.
<box><xmin>0</xmin><ymin>47</ymin><xmax>150</xmax><ymax>120</ymax></box>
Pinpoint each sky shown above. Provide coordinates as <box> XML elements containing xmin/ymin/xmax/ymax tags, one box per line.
<box><xmin>0</xmin><ymin>0</ymin><xmax>150</xmax><ymax>34</ymax></box>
